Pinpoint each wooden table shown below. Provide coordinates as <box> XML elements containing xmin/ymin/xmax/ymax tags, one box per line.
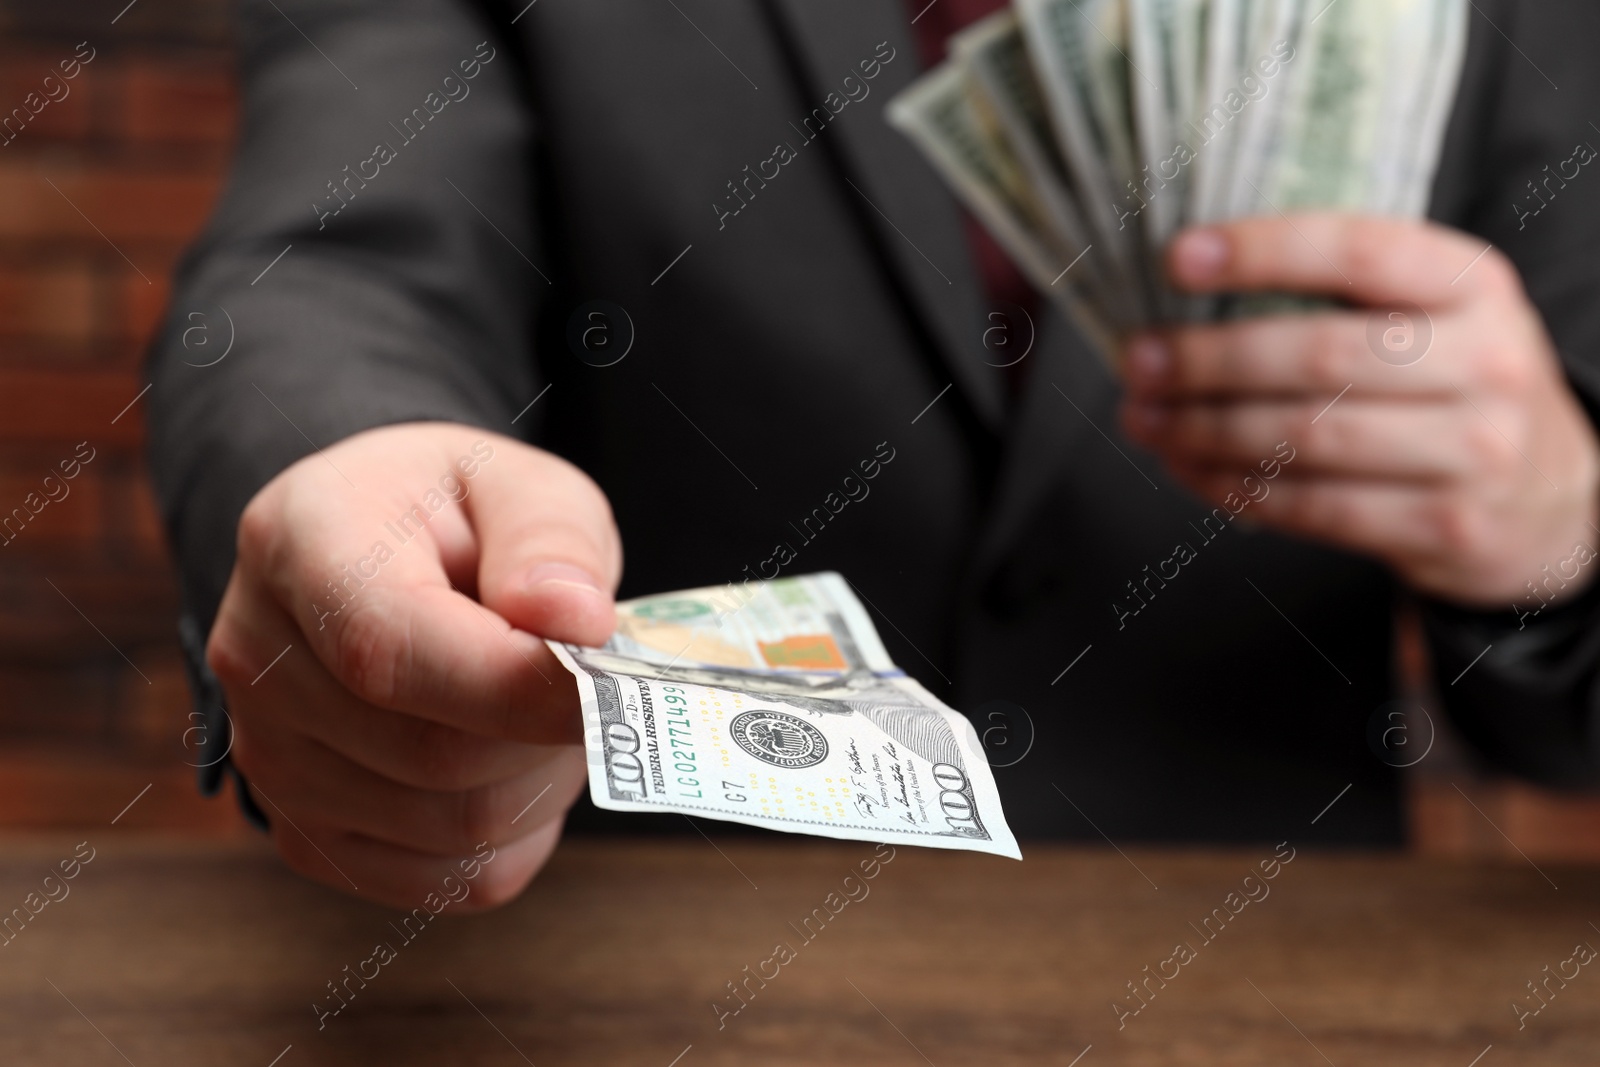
<box><xmin>1</xmin><ymin>835</ymin><xmax>1596</xmax><ymax>1065</ymax></box>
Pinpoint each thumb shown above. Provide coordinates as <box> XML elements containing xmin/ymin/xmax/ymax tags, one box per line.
<box><xmin>464</xmin><ymin>435</ymin><xmax>622</xmax><ymax>646</ymax></box>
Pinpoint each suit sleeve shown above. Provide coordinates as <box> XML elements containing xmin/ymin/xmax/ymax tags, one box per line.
<box><xmin>1420</xmin><ymin>0</ymin><xmax>1600</xmax><ymax>787</ymax></box>
<box><xmin>145</xmin><ymin>0</ymin><xmax>540</xmax><ymax>635</ymax></box>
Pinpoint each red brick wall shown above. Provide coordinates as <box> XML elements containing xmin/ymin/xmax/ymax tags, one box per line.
<box><xmin>0</xmin><ymin>0</ymin><xmax>245</xmax><ymax>833</ymax></box>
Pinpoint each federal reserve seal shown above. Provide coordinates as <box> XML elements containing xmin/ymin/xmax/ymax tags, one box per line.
<box><xmin>728</xmin><ymin>710</ymin><xmax>828</xmax><ymax>769</ymax></box>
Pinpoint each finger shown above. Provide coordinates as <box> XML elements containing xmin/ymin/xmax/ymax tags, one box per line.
<box><xmin>240</xmin><ymin>433</ymin><xmax>589</xmax><ymax>740</ymax></box>
<box><xmin>1166</xmin><ymin>214</ymin><xmax>1521</xmax><ymax>307</ymax></box>
<box><xmin>219</xmin><ymin>557</ymin><xmax>581</xmax><ymax>744</ymax></box>
<box><xmin>335</xmin><ymin>585</ymin><xmax>581</xmax><ymax>739</ymax></box>
<box><xmin>1166</xmin><ymin>463</ymin><xmax>1468</xmax><ymax>571</ymax></box>
<box><xmin>1123</xmin><ymin>312</ymin><xmax>1463</xmax><ymax>401</ymax></box>
<box><xmin>209</xmin><ymin>578</ymin><xmax>577</xmax><ymax>788</ymax></box>
<box><xmin>267</xmin><ymin>814</ymin><xmax>560</xmax><ymax>912</ymax></box>
<box><xmin>1125</xmin><ymin>399</ymin><xmax>1483</xmax><ymax>481</ymax></box>
<box><xmin>465</xmin><ymin>439</ymin><xmax>622</xmax><ymax>647</ymax></box>
<box><xmin>235</xmin><ymin>719</ymin><xmax>586</xmax><ymax>856</ymax></box>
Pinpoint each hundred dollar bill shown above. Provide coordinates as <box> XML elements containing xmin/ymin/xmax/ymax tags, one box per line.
<box><xmin>954</xmin><ymin>10</ymin><xmax>1147</xmax><ymax>332</ymax></box>
<box><xmin>1189</xmin><ymin>0</ymin><xmax>1260</xmax><ymax>224</ymax></box>
<box><xmin>886</xmin><ymin>58</ymin><xmax>1117</xmax><ymax>358</ymax></box>
<box><xmin>1015</xmin><ymin>0</ymin><xmax>1159</xmax><ymax>314</ymax></box>
<box><xmin>548</xmin><ymin>572</ymin><xmax>1022</xmax><ymax>860</ymax></box>
<box><xmin>1233</xmin><ymin>0</ymin><xmax>1458</xmax><ymax>215</ymax></box>
<box><xmin>1219</xmin><ymin>0</ymin><xmax>1464</xmax><ymax>317</ymax></box>
<box><xmin>1128</xmin><ymin>0</ymin><xmax>1207</xmax><ymax>237</ymax></box>
<box><xmin>1127</xmin><ymin>0</ymin><xmax>1209</xmax><ymax>320</ymax></box>
<box><xmin>1219</xmin><ymin>0</ymin><xmax>1307</xmax><ymax>219</ymax></box>
<box><xmin>886</xmin><ymin>0</ymin><xmax>1467</xmax><ymax>338</ymax></box>
<box><xmin>1372</xmin><ymin>0</ymin><xmax>1468</xmax><ymax>217</ymax></box>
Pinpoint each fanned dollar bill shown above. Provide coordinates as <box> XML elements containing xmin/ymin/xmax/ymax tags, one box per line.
<box><xmin>1126</xmin><ymin>0</ymin><xmax>1209</xmax><ymax>319</ymax></box>
<box><xmin>548</xmin><ymin>573</ymin><xmax>1022</xmax><ymax>860</ymax></box>
<box><xmin>886</xmin><ymin>56</ymin><xmax>1117</xmax><ymax>355</ymax></box>
<box><xmin>953</xmin><ymin>10</ymin><xmax>1145</xmax><ymax>332</ymax></box>
<box><xmin>1189</xmin><ymin>0</ymin><xmax>1260</xmax><ymax>224</ymax></box>
<box><xmin>1016</xmin><ymin>0</ymin><xmax>1157</xmax><ymax>321</ymax></box>
<box><xmin>887</xmin><ymin>0</ymin><xmax>1470</xmax><ymax>359</ymax></box>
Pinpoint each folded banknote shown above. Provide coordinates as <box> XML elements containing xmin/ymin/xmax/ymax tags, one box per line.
<box><xmin>548</xmin><ymin>572</ymin><xmax>1021</xmax><ymax>859</ymax></box>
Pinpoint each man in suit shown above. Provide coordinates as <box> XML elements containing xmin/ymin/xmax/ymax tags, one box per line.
<box><xmin>150</xmin><ymin>0</ymin><xmax>1600</xmax><ymax>908</ymax></box>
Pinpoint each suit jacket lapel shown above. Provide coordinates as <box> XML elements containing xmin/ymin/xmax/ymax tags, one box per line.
<box><xmin>763</xmin><ymin>0</ymin><xmax>1006</xmax><ymax>431</ymax></box>
<box><xmin>762</xmin><ymin>0</ymin><xmax>1150</xmax><ymax>589</ymax></box>
<box><xmin>970</xmin><ymin>311</ymin><xmax>1126</xmax><ymax>575</ymax></box>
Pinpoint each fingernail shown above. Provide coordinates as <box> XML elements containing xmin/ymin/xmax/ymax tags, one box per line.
<box><xmin>523</xmin><ymin>562</ymin><xmax>606</xmax><ymax>598</ymax></box>
<box><xmin>1126</xmin><ymin>335</ymin><xmax>1170</xmax><ymax>384</ymax></box>
<box><xmin>1173</xmin><ymin>228</ymin><xmax>1230</xmax><ymax>283</ymax></box>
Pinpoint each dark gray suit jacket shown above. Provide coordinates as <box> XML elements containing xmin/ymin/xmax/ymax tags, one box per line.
<box><xmin>149</xmin><ymin>0</ymin><xmax>1600</xmax><ymax>844</ymax></box>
